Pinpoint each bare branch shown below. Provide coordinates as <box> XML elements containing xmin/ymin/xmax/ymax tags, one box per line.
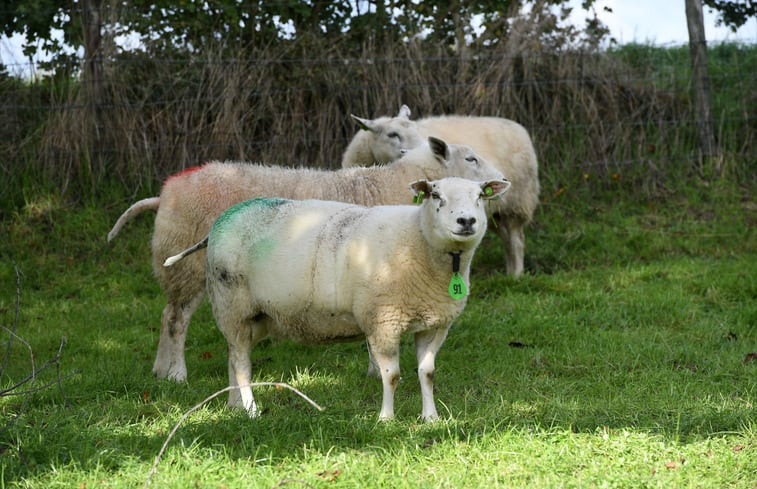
<box><xmin>1</xmin><ymin>262</ymin><xmax>72</xmax><ymax>434</ymax></box>
<box><xmin>1</xmin><ymin>370</ymin><xmax>79</xmax><ymax>397</ymax></box>
<box><xmin>0</xmin><ymin>336</ymin><xmax>67</xmax><ymax>396</ymax></box>
<box><xmin>1</xmin><ymin>261</ymin><xmax>22</xmax><ymax>375</ymax></box>
<box><xmin>144</xmin><ymin>383</ymin><xmax>324</xmax><ymax>488</ymax></box>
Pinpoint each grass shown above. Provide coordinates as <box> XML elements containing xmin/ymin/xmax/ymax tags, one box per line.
<box><xmin>0</xmin><ymin>180</ymin><xmax>755</xmax><ymax>488</ymax></box>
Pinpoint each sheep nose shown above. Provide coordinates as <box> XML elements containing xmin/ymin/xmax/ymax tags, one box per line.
<box><xmin>457</xmin><ymin>217</ymin><xmax>476</xmax><ymax>229</ymax></box>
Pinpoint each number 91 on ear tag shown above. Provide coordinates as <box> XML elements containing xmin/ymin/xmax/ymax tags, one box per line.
<box><xmin>448</xmin><ymin>272</ymin><xmax>467</xmax><ymax>300</ymax></box>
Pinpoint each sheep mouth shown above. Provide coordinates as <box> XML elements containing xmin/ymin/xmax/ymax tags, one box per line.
<box><xmin>452</xmin><ymin>229</ymin><xmax>476</xmax><ymax>237</ymax></box>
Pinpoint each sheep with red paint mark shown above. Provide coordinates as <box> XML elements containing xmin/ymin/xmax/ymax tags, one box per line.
<box><xmin>164</xmin><ymin>176</ymin><xmax>510</xmax><ymax>420</ymax></box>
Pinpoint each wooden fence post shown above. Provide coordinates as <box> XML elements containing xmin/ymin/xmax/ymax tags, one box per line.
<box><xmin>80</xmin><ymin>0</ymin><xmax>104</xmax><ymax>168</ymax></box>
<box><xmin>685</xmin><ymin>0</ymin><xmax>722</xmax><ymax>175</ymax></box>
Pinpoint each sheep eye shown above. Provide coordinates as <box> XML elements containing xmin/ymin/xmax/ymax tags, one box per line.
<box><xmin>465</xmin><ymin>156</ymin><xmax>478</xmax><ymax>164</ymax></box>
<box><xmin>431</xmin><ymin>192</ymin><xmax>441</xmax><ymax>200</ymax></box>
<box><xmin>387</xmin><ymin>131</ymin><xmax>400</xmax><ymax>140</ymax></box>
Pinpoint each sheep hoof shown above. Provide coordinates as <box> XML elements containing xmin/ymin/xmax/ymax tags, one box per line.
<box><xmin>422</xmin><ymin>410</ymin><xmax>440</xmax><ymax>422</ymax></box>
<box><xmin>165</xmin><ymin>368</ymin><xmax>187</xmax><ymax>382</ymax></box>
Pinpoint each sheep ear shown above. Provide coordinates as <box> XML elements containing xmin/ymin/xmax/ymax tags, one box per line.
<box><xmin>481</xmin><ymin>179</ymin><xmax>511</xmax><ymax>199</ymax></box>
<box><xmin>398</xmin><ymin>104</ymin><xmax>412</xmax><ymax>119</ymax></box>
<box><xmin>428</xmin><ymin>137</ymin><xmax>450</xmax><ymax>164</ymax></box>
<box><xmin>410</xmin><ymin>180</ymin><xmax>432</xmax><ymax>203</ymax></box>
<box><xmin>351</xmin><ymin>114</ymin><xmax>376</xmax><ymax>132</ymax></box>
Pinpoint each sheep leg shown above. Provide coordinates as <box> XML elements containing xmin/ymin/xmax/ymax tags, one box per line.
<box><xmin>152</xmin><ymin>291</ymin><xmax>204</xmax><ymax>381</ymax></box>
<box><xmin>493</xmin><ymin>215</ymin><xmax>525</xmax><ymax>277</ymax></box>
<box><xmin>367</xmin><ymin>338</ymin><xmax>401</xmax><ymax>420</ymax></box>
<box><xmin>152</xmin><ymin>303</ymin><xmax>175</xmax><ymax>378</ymax></box>
<box><xmin>365</xmin><ymin>340</ymin><xmax>380</xmax><ymax>377</ymax></box>
<box><xmin>225</xmin><ymin>324</ymin><xmax>259</xmax><ymax>417</ymax></box>
<box><xmin>415</xmin><ymin>327</ymin><xmax>450</xmax><ymax>421</ymax></box>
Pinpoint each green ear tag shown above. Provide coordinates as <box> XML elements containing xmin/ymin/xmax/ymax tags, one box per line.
<box><xmin>484</xmin><ymin>186</ymin><xmax>493</xmax><ymax>196</ymax></box>
<box><xmin>413</xmin><ymin>190</ymin><xmax>425</xmax><ymax>204</ymax></box>
<box><xmin>448</xmin><ymin>273</ymin><xmax>467</xmax><ymax>300</ymax></box>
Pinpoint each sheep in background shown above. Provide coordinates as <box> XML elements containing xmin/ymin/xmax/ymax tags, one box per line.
<box><xmin>164</xmin><ymin>176</ymin><xmax>510</xmax><ymax>420</ymax></box>
<box><xmin>340</xmin><ymin>104</ymin><xmax>425</xmax><ymax>166</ymax></box>
<box><xmin>108</xmin><ymin>137</ymin><xmax>504</xmax><ymax>382</ymax></box>
<box><xmin>342</xmin><ymin>105</ymin><xmax>540</xmax><ymax>277</ymax></box>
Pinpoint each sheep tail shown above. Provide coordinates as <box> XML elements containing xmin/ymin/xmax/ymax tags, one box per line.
<box><xmin>163</xmin><ymin>237</ymin><xmax>208</xmax><ymax>267</ymax></box>
<box><xmin>107</xmin><ymin>197</ymin><xmax>160</xmax><ymax>242</ymax></box>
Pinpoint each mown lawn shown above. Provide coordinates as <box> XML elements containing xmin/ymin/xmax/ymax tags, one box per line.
<box><xmin>1</xmin><ymin>181</ymin><xmax>755</xmax><ymax>488</ymax></box>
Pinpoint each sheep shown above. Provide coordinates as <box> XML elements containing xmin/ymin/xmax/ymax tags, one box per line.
<box><xmin>163</xmin><ymin>176</ymin><xmax>511</xmax><ymax>420</ymax></box>
<box><xmin>342</xmin><ymin>105</ymin><xmax>540</xmax><ymax>277</ymax></box>
<box><xmin>339</xmin><ymin>104</ymin><xmax>425</xmax><ymax>166</ymax></box>
<box><xmin>107</xmin><ymin>137</ymin><xmax>505</xmax><ymax>383</ymax></box>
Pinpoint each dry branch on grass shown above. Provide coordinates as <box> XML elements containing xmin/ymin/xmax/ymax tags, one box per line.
<box><xmin>144</xmin><ymin>383</ymin><xmax>324</xmax><ymax>488</ymax></box>
<box><xmin>1</xmin><ymin>262</ymin><xmax>75</xmax><ymax>433</ymax></box>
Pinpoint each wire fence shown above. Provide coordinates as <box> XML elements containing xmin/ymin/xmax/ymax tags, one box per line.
<box><xmin>1</xmin><ymin>39</ymin><xmax>755</xmax><ymax>206</ymax></box>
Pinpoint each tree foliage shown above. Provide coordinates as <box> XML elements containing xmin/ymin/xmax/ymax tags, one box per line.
<box><xmin>0</xmin><ymin>0</ymin><xmax>615</xmax><ymax>72</ymax></box>
<box><xmin>0</xmin><ymin>0</ymin><xmax>83</xmax><ymax>70</ymax></box>
<box><xmin>703</xmin><ymin>0</ymin><xmax>757</xmax><ymax>30</ymax></box>
<box><xmin>3</xmin><ymin>0</ymin><xmax>753</xmax><ymax>72</ymax></box>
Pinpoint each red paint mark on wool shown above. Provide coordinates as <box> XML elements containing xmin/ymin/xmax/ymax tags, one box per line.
<box><xmin>163</xmin><ymin>164</ymin><xmax>207</xmax><ymax>186</ymax></box>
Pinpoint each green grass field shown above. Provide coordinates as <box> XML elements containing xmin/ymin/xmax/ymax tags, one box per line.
<box><xmin>1</xmin><ymin>180</ymin><xmax>755</xmax><ymax>488</ymax></box>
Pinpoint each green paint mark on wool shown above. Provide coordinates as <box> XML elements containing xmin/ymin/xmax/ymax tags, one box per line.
<box><xmin>210</xmin><ymin>198</ymin><xmax>289</xmax><ymax>263</ymax></box>
<box><xmin>227</xmin><ymin>197</ymin><xmax>289</xmax><ymax>216</ymax></box>
<box><xmin>250</xmin><ymin>235</ymin><xmax>276</xmax><ymax>261</ymax></box>
<box><xmin>211</xmin><ymin>197</ymin><xmax>289</xmax><ymax>236</ymax></box>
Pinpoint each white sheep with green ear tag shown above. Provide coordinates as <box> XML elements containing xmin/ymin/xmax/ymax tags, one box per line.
<box><xmin>164</xmin><ymin>176</ymin><xmax>509</xmax><ymax>421</ymax></box>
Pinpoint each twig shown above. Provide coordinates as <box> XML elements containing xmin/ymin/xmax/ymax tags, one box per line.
<box><xmin>0</xmin><ymin>336</ymin><xmax>67</xmax><ymax>396</ymax></box>
<box><xmin>1</xmin><ymin>261</ymin><xmax>22</xmax><ymax>375</ymax></box>
<box><xmin>0</xmin><ymin>334</ymin><xmax>72</xmax><ymax>434</ymax></box>
<box><xmin>144</xmin><ymin>382</ymin><xmax>324</xmax><ymax>488</ymax></box>
<box><xmin>1</xmin><ymin>261</ymin><xmax>72</xmax><ymax>434</ymax></box>
<box><xmin>1</xmin><ymin>370</ymin><xmax>80</xmax><ymax>397</ymax></box>
<box><xmin>0</xmin><ymin>324</ymin><xmax>35</xmax><ymax>389</ymax></box>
